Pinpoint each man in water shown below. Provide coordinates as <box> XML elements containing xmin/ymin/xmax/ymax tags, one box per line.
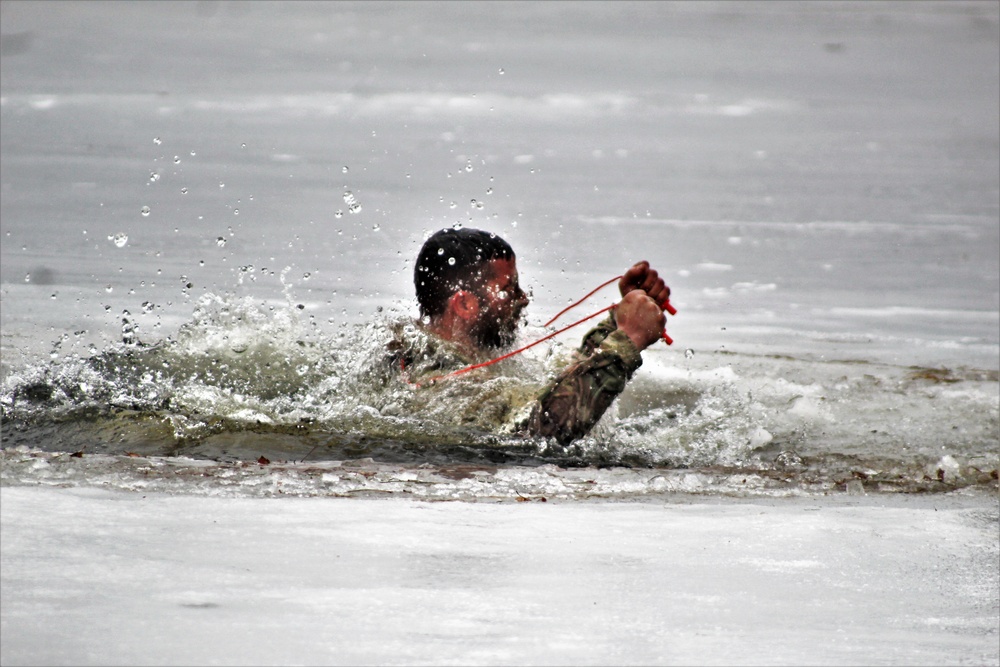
<box><xmin>395</xmin><ymin>227</ymin><xmax>671</xmax><ymax>445</ymax></box>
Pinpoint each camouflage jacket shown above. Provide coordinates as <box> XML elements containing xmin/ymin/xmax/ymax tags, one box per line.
<box><xmin>387</xmin><ymin>315</ymin><xmax>642</xmax><ymax>445</ymax></box>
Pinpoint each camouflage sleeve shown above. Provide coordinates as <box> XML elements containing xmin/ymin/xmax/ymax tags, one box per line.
<box><xmin>523</xmin><ymin>326</ymin><xmax>642</xmax><ymax>445</ymax></box>
<box><xmin>577</xmin><ymin>314</ymin><xmax>617</xmax><ymax>356</ymax></box>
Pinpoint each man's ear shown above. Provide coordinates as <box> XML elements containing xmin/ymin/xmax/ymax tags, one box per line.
<box><xmin>447</xmin><ymin>290</ymin><xmax>480</xmax><ymax>321</ymax></box>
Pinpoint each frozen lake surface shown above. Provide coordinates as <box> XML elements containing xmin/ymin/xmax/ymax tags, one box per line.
<box><xmin>1</xmin><ymin>1</ymin><xmax>998</xmax><ymax>664</ymax></box>
<box><xmin>2</xmin><ymin>487</ymin><xmax>998</xmax><ymax>667</ymax></box>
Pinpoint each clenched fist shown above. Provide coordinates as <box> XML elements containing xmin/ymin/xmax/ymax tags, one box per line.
<box><xmin>615</xmin><ymin>289</ymin><xmax>666</xmax><ymax>351</ymax></box>
<box><xmin>619</xmin><ymin>261</ymin><xmax>670</xmax><ymax>308</ymax></box>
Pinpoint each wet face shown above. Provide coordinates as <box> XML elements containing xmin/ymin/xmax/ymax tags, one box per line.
<box><xmin>470</xmin><ymin>257</ymin><xmax>529</xmax><ymax>349</ymax></box>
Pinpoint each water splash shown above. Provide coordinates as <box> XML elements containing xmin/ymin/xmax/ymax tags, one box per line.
<box><xmin>1</xmin><ymin>295</ymin><xmax>996</xmax><ymax>496</ymax></box>
<box><xmin>1</xmin><ymin>297</ymin><xmax>733</xmax><ymax>465</ymax></box>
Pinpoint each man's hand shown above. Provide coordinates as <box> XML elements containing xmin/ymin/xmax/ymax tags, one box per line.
<box><xmin>615</xmin><ymin>289</ymin><xmax>666</xmax><ymax>351</ymax></box>
<box><xmin>619</xmin><ymin>261</ymin><xmax>670</xmax><ymax>307</ymax></box>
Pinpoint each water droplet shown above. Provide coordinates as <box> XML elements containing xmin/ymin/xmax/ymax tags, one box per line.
<box><xmin>342</xmin><ymin>166</ymin><xmax>349</xmax><ymax>173</ymax></box>
<box><xmin>219</xmin><ymin>182</ymin><xmax>225</xmax><ymax>189</ymax></box>
<box><xmin>142</xmin><ymin>301</ymin><xmax>154</xmax><ymax>313</ymax></box>
<box><xmin>199</xmin><ymin>260</ymin><xmax>205</xmax><ymax>267</ymax></box>
<box><xmin>303</xmin><ymin>272</ymin><xmax>311</xmax><ymax>281</ymax></box>
<box><xmin>153</xmin><ymin>137</ymin><xmax>162</xmax><ymax>145</ymax></box>
<box><xmin>335</xmin><ymin>210</ymin><xmax>343</xmax><ymax>218</ymax></box>
<box><xmin>437</xmin><ymin>248</ymin><xmax>445</xmax><ymax>256</ymax></box>
<box><xmin>50</xmin><ymin>293</ymin><xmax>57</xmax><ymax>300</ymax></box>
<box><xmin>180</xmin><ymin>187</ymin><xmax>188</xmax><ymax>194</ymax></box>
<box><xmin>140</xmin><ymin>206</ymin><xmax>150</xmax><ymax>217</ymax></box>
<box><xmin>109</xmin><ymin>233</ymin><xmax>128</xmax><ymax>248</ymax></box>
<box><xmin>233</xmin><ymin>209</ymin><xmax>239</xmax><ymax>216</ymax></box>
<box><xmin>343</xmin><ymin>191</ymin><xmax>362</xmax><ymax>213</ymax></box>
<box><xmin>149</xmin><ymin>171</ymin><xmax>160</xmax><ymax>182</ymax></box>
<box><xmin>24</xmin><ymin>273</ymin><xmax>30</xmax><ymax>283</ymax></box>
<box><xmin>465</xmin><ymin>161</ymin><xmax>473</xmax><ymax>172</ymax></box>
<box><xmin>190</xmin><ymin>151</ymin><xmax>196</xmax><ymax>156</ymax></box>
<box><xmin>241</xmin><ymin>143</ymin><xmax>246</xmax><ymax>149</ymax></box>
<box><xmin>486</xmin><ymin>187</ymin><xmax>493</xmax><ymax>195</ymax></box>
<box><xmin>173</xmin><ymin>156</ymin><xmax>181</xmax><ymax>164</ymax></box>
<box><xmin>498</xmin><ymin>68</ymin><xmax>505</xmax><ymax>75</ymax></box>
<box><xmin>685</xmin><ymin>348</ymin><xmax>694</xmax><ymax>359</ymax></box>
<box><xmin>216</xmin><ymin>237</ymin><xmax>227</xmax><ymax>247</ymax></box>
<box><xmin>105</xmin><ymin>284</ymin><xmax>113</xmax><ymax>292</ymax></box>
<box><xmin>372</xmin><ymin>224</ymin><xmax>380</xmax><ymax>232</ymax></box>
<box><xmin>448</xmin><ymin>257</ymin><xmax>456</xmax><ymax>266</ymax></box>
<box><xmin>449</xmin><ymin>201</ymin><xmax>457</xmax><ymax>209</ymax></box>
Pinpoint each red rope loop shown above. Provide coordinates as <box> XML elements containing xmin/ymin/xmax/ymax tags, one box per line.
<box><xmin>414</xmin><ymin>304</ymin><xmax>616</xmax><ymax>387</ymax></box>
<box><xmin>406</xmin><ymin>275</ymin><xmax>676</xmax><ymax>387</ymax></box>
<box><xmin>543</xmin><ymin>275</ymin><xmax>622</xmax><ymax>328</ymax></box>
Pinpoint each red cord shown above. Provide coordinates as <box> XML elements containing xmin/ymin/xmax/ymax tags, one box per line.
<box><xmin>543</xmin><ymin>275</ymin><xmax>622</xmax><ymax>327</ymax></box>
<box><xmin>414</xmin><ymin>304</ymin><xmax>616</xmax><ymax>387</ymax></box>
<box><xmin>545</xmin><ymin>274</ymin><xmax>676</xmax><ymax>345</ymax></box>
<box><xmin>406</xmin><ymin>275</ymin><xmax>676</xmax><ymax>387</ymax></box>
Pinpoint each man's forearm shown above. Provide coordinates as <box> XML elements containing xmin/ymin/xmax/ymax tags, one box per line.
<box><xmin>523</xmin><ymin>329</ymin><xmax>642</xmax><ymax>445</ymax></box>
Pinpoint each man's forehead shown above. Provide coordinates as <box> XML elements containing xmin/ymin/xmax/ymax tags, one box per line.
<box><xmin>485</xmin><ymin>257</ymin><xmax>518</xmax><ymax>282</ymax></box>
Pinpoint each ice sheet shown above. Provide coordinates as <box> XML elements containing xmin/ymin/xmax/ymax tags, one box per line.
<box><xmin>1</xmin><ymin>487</ymin><xmax>997</xmax><ymax>666</ymax></box>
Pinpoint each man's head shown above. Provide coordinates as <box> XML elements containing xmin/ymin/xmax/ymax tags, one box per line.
<box><xmin>415</xmin><ymin>228</ymin><xmax>528</xmax><ymax>349</ymax></box>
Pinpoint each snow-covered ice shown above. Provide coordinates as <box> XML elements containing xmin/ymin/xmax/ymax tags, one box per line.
<box><xmin>2</xmin><ymin>487</ymin><xmax>997</xmax><ymax>666</ymax></box>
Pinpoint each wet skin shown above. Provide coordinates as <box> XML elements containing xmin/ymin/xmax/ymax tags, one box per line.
<box><xmin>471</xmin><ymin>257</ymin><xmax>530</xmax><ymax>348</ymax></box>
